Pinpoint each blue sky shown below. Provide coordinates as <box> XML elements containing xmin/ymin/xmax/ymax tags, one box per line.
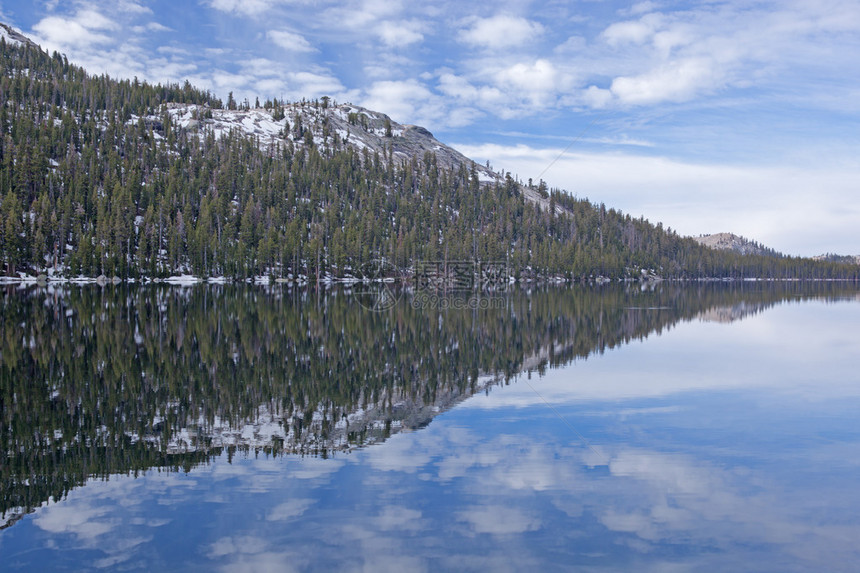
<box><xmin>2</xmin><ymin>0</ymin><xmax>859</xmax><ymax>256</ymax></box>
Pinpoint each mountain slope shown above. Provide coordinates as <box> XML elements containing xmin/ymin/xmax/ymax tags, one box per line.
<box><xmin>158</xmin><ymin>99</ymin><xmax>559</xmax><ymax>211</ymax></box>
<box><xmin>0</xmin><ymin>26</ymin><xmax>857</xmax><ymax>282</ymax></box>
<box><xmin>692</xmin><ymin>232</ymin><xmax>781</xmax><ymax>257</ymax></box>
<box><xmin>0</xmin><ymin>23</ymin><xmax>34</xmax><ymax>47</ymax></box>
<box><xmin>161</xmin><ymin>101</ymin><xmax>502</xmax><ymax>185</ymax></box>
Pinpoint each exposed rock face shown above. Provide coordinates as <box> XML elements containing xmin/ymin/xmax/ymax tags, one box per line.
<box><xmin>691</xmin><ymin>233</ymin><xmax>778</xmax><ymax>257</ymax></box>
<box><xmin>0</xmin><ymin>23</ymin><xmax>35</xmax><ymax>47</ymax></box>
<box><xmin>160</xmin><ymin>101</ymin><xmax>501</xmax><ymax>184</ymax></box>
<box><xmin>812</xmin><ymin>254</ymin><xmax>860</xmax><ymax>265</ymax></box>
<box><xmin>156</xmin><ymin>101</ymin><xmax>570</xmax><ymax>214</ymax></box>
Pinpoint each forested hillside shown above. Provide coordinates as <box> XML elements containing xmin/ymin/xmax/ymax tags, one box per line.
<box><xmin>1</xmin><ymin>30</ymin><xmax>857</xmax><ymax>281</ymax></box>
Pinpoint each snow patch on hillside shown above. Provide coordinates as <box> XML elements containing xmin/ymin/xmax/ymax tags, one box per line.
<box><xmin>0</xmin><ymin>23</ymin><xmax>29</xmax><ymax>46</ymax></box>
<box><xmin>150</xmin><ymin>101</ymin><xmax>505</xmax><ymax>191</ymax></box>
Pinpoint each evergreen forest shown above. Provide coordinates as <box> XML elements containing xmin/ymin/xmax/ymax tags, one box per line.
<box><xmin>1</xmin><ymin>36</ymin><xmax>858</xmax><ymax>281</ymax></box>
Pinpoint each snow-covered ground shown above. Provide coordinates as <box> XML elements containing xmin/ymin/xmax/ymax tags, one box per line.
<box><xmin>0</xmin><ymin>23</ymin><xmax>29</xmax><ymax>46</ymax></box>
<box><xmin>154</xmin><ymin>101</ymin><xmax>503</xmax><ymax>187</ymax></box>
<box><xmin>162</xmin><ymin>274</ymin><xmax>202</xmax><ymax>285</ymax></box>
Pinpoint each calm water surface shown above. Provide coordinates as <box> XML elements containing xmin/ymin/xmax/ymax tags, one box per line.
<box><xmin>1</xmin><ymin>283</ymin><xmax>859</xmax><ymax>572</ymax></box>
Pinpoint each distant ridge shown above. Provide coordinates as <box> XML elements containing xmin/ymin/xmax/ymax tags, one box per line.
<box><xmin>813</xmin><ymin>253</ymin><xmax>860</xmax><ymax>265</ymax></box>
<box><xmin>692</xmin><ymin>233</ymin><xmax>780</xmax><ymax>257</ymax></box>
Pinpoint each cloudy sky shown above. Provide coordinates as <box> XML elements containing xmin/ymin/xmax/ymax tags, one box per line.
<box><xmin>1</xmin><ymin>0</ymin><xmax>859</xmax><ymax>256</ymax></box>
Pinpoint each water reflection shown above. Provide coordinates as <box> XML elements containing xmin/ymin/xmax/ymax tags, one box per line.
<box><xmin>1</xmin><ymin>282</ymin><xmax>860</xmax><ymax>571</ymax></box>
<box><xmin>1</xmin><ymin>282</ymin><xmax>856</xmax><ymax>526</ymax></box>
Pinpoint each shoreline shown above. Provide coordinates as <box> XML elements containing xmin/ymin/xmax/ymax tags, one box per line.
<box><xmin>1</xmin><ymin>273</ymin><xmax>858</xmax><ymax>287</ymax></box>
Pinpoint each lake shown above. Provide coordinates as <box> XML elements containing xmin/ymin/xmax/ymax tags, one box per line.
<box><xmin>1</xmin><ymin>282</ymin><xmax>859</xmax><ymax>572</ymax></box>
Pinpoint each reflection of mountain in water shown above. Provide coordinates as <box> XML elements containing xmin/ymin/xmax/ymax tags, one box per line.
<box><xmin>1</xmin><ymin>282</ymin><xmax>857</xmax><ymax>527</ymax></box>
<box><xmin>697</xmin><ymin>301</ymin><xmax>769</xmax><ymax>323</ymax></box>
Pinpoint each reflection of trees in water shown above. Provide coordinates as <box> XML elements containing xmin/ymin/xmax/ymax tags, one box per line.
<box><xmin>1</xmin><ymin>282</ymin><xmax>856</xmax><ymax>526</ymax></box>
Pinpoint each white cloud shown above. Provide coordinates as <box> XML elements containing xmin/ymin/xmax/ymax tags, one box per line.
<box><xmin>587</xmin><ymin>135</ymin><xmax>655</xmax><ymax>147</ymax></box>
<box><xmin>322</xmin><ymin>0</ymin><xmax>405</xmax><ymax>32</ymax></box>
<box><xmin>241</xmin><ymin>58</ymin><xmax>283</xmax><ymax>78</ymax></box>
<box><xmin>361</xmin><ymin>79</ymin><xmax>446</xmax><ymax>128</ymax></box>
<box><xmin>453</xmin><ymin>142</ymin><xmax>860</xmax><ymax>256</ymax></box>
<box><xmin>460</xmin><ymin>14</ymin><xmax>544</xmax><ymax>50</ymax></box>
<box><xmin>145</xmin><ymin>22</ymin><xmax>171</xmax><ymax>32</ymax></box>
<box><xmin>495</xmin><ymin>59</ymin><xmax>561</xmax><ymax>107</ymax></box>
<box><xmin>289</xmin><ymin>71</ymin><xmax>347</xmax><ymax>98</ymax></box>
<box><xmin>267</xmin><ymin>29</ymin><xmax>316</xmax><ymax>53</ymax></box>
<box><xmin>588</xmin><ymin>2</ymin><xmax>860</xmax><ymax>108</ymax></box>
<box><xmin>26</xmin><ymin>5</ymin><xmax>199</xmax><ymax>87</ymax></box>
<box><xmin>32</xmin><ymin>12</ymin><xmax>117</xmax><ymax>50</ymax></box>
<box><xmin>436</xmin><ymin>60</ymin><xmax>573</xmax><ymax>119</ymax></box>
<box><xmin>625</xmin><ymin>1</ymin><xmax>660</xmax><ymax>16</ymax></box>
<box><xmin>208</xmin><ymin>0</ymin><xmax>288</xmax><ymax>16</ymax></box>
<box><xmin>581</xmin><ymin>85</ymin><xmax>613</xmax><ymax>108</ymax></box>
<box><xmin>554</xmin><ymin>35</ymin><xmax>587</xmax><ymax>53</ymax></box>
<box><xmin>610</xmin><ymin>57</ymin><xmax>722</xmax><ymax>105</ymax></box>
<box><xmin>446</xmin><ymin>106</ymin><xmax>484</xmax><ymax>128</ymax></box>
<box><xmin>118</xmin><ymin>1</ymin><xmax>152</xmax><ymax>15</ymax></box>
<box><xmin>209</xmin><ymin>70</ymin><xmax>251</xmax><ymax>93</ymax></box>
<box><xmin>376</xmin><ymin>20</ymin><xmax>424</xmax><ymax>47</ymax></box>
<box><xmin>438</xmin><ymin>72</ymin><xmax>504</xmax><ymax>108</ymax></box>
<box><xmin>601</xmin><ymin>13</ymin><xmax>663</xmax><ymax>46</ymax></box>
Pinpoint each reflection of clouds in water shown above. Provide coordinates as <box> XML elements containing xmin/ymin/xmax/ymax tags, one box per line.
<box><xmin>485</xmin><ymin>439</ymin><xmax>582</xmax><ymax>492</ymax></box>
<box><xmin>209</xmin><ymin>534</ymin><xmax>267</xmax><ymax>557</ymax></box>
<box><xmin>456</xmin><ymin>505</ymin><xmax>541</xmax><ymax>535</ymax></box>
<box><xmin>320</xmin><ymin>519</ymin><xmax>432</xmax><ymax>572</ymax></box>
<box><xmin>16</xmin><ymin>417</ymin><xmax>860</xmax><ymax>572</ymax></box>
<box><xmin>34</xmin><ymin>503</ymin><xmax>113</xmax><ymax>538</ymax></box>
<box><xmin>360</xmin><ymin>430</ymin><xmax>441</xmax><ymax>472</ymax></box>
<box><xmin>266</xmin><ymin>498</ymin><xmax>316</xmax><ymax>521</ymax></box>
<box><xmin>360</xmin><ymin>424</ymin><xmax>582</xmax><ymax>493</ymax></box>
<box><xmin>13</xmin><ymin>299</ymin><xmax>860</xmax><ymax>571</ymax></box>
<box><xmin>344</xmin><ymin>532</ymin><xmax>430</xmax><ymax>573</ymax></box>
<box><xmin>461</xmin><ymin>302</ymin><xmax>860</xmax><ymax>407</ymax></box>
<box><xmin>287</xmin><ymin>457</ymin><xmax>345</xmax><ymax>480</ymax></box>
<box><xmin>373</xmin><ymin>505</ymin><xmax>424</xmax><ymax>531</ymax></box>
<box><xmin>354</xmin><ymin>554</ymin><xmax>428</xmax><ymax>573</ymax></box>
<box><xmin>594</xmin><ymin>448</ymin><xmax>860</xmax><ymax>567</ymax></box>
<box><xmin>22</xmin><ymin>453</ymin><xmax>344</xmax><ymax>569</ymax></box>
<box><xmin>215</xmin><ymin>548</ymin><xmax>302</xmax><ymax>573</ymax></box>
<box><xmin>31</xmin><ymin>476</ymin><xmax>160</xmax><ymax>568</ymax></box>
<box><xmin>352</xmin><ymin>422</ymin><xmax>860</xmax><ymax>569</ymax></box>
